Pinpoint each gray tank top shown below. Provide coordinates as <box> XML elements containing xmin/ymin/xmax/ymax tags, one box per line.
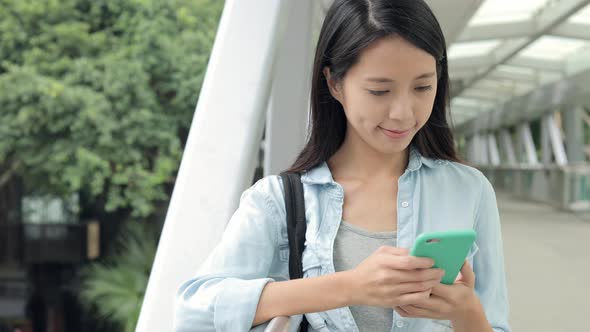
<box><xmin>333</xmin><ymin>221</ymin><xmax>397</xmax><ymax>332</ymax></box>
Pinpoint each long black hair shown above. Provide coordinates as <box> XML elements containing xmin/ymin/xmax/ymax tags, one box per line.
<box><xmin>287</xmin><ymin>0</ymin><xmax>459</xmax><ymax>173</ymax></box>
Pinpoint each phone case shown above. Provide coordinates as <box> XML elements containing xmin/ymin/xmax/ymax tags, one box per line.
<box><xmin>410</xmin><ymin>229</ymin><xmax>477</xmax><ymax>285</ymax></box>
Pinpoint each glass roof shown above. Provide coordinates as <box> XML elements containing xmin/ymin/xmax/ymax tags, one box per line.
<box><xmin>489</xmin><ymin>65</ymin><xmax>536</xmax><ymax>84</ymax></box>
<box><xmin>569</xmin><ymin>4</ymin><xmax>590</xmax><ymax>24</ymax></box>
<box><xmin>495</xmin><ymin>64</ymin><xmax>536</xmax><ymax>77</ymax></box>
<box><xmin>469</xmin><ymin>0</ymin><xmax>549</xmax><ymax>26</ymax></box>
<box><xmin>452</xmin><ymin>97</ymin><xmax>497</xmax><ymax>113</ymax></box>
<box><xmin>448</xmin><ymin>40</ymin><xmax>502</xmax><ymax>59</ymax></box>
<box><xmin>519</xmin><ymin>36</ymin><xmax>590</xmax><ymax>61</ymax></box>
<box><xmin>448</xmin><ymin>0</ymin><xmax>590</xmax><ymax>125</ymax></box>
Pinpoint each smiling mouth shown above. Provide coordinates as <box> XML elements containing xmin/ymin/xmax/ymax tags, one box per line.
<box><xmin>379</xmin><ymin>126</ymin><xmax>412</xmax><ymax>134</ymax></box>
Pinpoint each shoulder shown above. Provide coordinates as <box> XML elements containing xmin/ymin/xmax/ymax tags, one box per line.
<box><xmin>247</xmin><ymin>172</ymin><xmax>331</xmax><ymax>215</ymax></box>
<box><xmin>443</xmin><ymin>161</ymin><xmax>497</xmax><ymax>207</ymax></box>
<box><xmin>245</xmin><ymin>174</ymin><xmax>283</xmax><ymax>202</ymax></box>
<box><xmin>447</xmin><ymin>161</ymin><xmax>488</xmax><ymax>184</ymax></box>
<box><xmin>244</xmin><ymin>175</ymin><xmax>288</xmax><ymax>216</ymax></box>
<box><xmin>429</xmin><ymin>160</ymin><xmax>490</xmax><ymax>188</ymax></box>
<box><xmin>249</xmin><ymin>174</ymin><xmax>283</xmax><ymax>195</ymax></box>
<box><xmin>420</xmin><ymin>159</ymin><xmax>493</xmax><ymax>203</ymax></box>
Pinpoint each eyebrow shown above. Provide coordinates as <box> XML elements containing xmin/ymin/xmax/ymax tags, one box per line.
<box><xmin>365</xmin><ymin>72</ymin><xmax>436</xmax><ymax>82</ymax></box>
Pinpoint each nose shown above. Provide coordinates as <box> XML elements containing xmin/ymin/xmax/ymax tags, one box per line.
<box><xmin>387</xmin><ymin>91</ymin><xmax>413</xmax><ymax>121</ymax></box>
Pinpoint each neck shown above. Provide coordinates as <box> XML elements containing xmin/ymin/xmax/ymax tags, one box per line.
<box><xmin>328</xmin><ymin>130</ymin><xmax>410</xmax><ymax>181</ymax></box>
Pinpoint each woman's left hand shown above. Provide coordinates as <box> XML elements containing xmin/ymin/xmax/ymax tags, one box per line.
<box><xmin>394</xmin><ymin>261</ymin><xmax>481</xmax><ymax>322</ymax></box>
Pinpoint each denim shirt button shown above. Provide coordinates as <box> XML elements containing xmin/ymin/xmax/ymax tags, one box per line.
<box><xmin>401</xmin><ymin>201</ymin><xmax>410</xmax><ymax>208</ymax></box>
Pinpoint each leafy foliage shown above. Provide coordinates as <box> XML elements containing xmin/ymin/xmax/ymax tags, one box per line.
<box><xmin>0</xmin><ymin>0</ymin><xmax>224</xmax><ymax>217</ymax></box>
<box><xmin>79</xmin><ymin>221</ymin><xmax>158</xmax><ymax>332</ymax></box>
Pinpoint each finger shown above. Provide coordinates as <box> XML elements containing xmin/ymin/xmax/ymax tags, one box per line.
<box><xmin>377</xmin><ymin>247</ymin><xmax>436</xmax><ymax>268</ymax></box>
<box><xmin>410</xmin><ymin>295</ymin><xmax>449</xmax><ymax>312</ymax></box>
<box><xmin>376</xmin><ymin>247</ymin><xmax>432</xmax><ymax>270</ymax></box>
<box><xmin>430</xmin><ymin>283</ymin><xmax>454</xmax><ymax>298</ymax></box>
<box><xmin>393</xmin><ymin>247</ymin><xmax>410</xmax><ymax>256</ymax></box>
<box><xmin>458</xmin><ymin>260</ymin><xmax>476</xmax><ymax>287</ymax></box>
<box><xmin>397</xmin><ymin>304</ymin><xmax>441</xmax><ymax>319</ymax></box>
<box><xmin>394</xmin><ymin>306</ymin><xmax>410</xmax><ymax>317</ymax></box>
<box><xmin>378</xmin><ymin>246</ymin><xmax>410</xmax><ymax>256</ymax></box>
<box><xmin>386</xmin><ymin>256</ymin><xmax>439</xmax><ymax>271</ymax></box>
<box><xmin>395</xmin><ymin>290</ymin><xmax>432</xmax><ymax>306</ymax></box>
<box><xmin>396</xmin><ymin>278</ymin><xmax>440</xmax><ymax>294</ymax></box>
<box><xmin>397</xmin><ymin>267</ymin><xmax>445</xmax><ymax>283</ymax></box>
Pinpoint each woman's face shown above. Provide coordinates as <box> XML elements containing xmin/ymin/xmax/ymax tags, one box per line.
<box><xmin>325</xmin><ymin>36</ymin><xmax>438</xmax><ymax>155</ymax></box>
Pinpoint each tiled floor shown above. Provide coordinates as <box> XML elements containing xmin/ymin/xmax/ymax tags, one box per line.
<box><xmin>497</xmin><ymin>193</ymin><xmax>590</xmax><ymax>332</ymax></box>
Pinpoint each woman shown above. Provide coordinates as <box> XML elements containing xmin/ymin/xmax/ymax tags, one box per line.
<box><xmin>174</xmin><ymin>0</ymin><xmax>510</xmax><ymax>331</ymax></box>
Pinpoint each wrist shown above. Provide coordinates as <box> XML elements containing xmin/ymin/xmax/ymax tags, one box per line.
<box><xmin>451</xmin><ymin>294</ymin><xmax>488</xmax><ymax>328</ymax></box>
<box><xmin>339</xmin><ymin>270</ymin><xmax>361</xmax><ymax>306</ymax></box>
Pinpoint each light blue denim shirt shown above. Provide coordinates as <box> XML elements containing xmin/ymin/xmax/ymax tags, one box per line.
<box><xmin>174</xmin><ymin>147</ymin><xmax>511</xmax><ymax>332</ymax></box>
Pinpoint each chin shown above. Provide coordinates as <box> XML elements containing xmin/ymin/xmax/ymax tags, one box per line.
<box><xmin>374</xmin><ymin>140</ymin><xmax>412</xmax><ymax>155</ymax></box>
<box><xmin>374</xmin><ymin>132</ymin><xmax>415</xmax><ymax>153</ymax></box>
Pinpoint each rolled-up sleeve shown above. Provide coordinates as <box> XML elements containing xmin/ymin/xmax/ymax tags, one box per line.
<box><xmin>173</xmin><ymin>182</ymin><xmax>280</xmax><ymax>332</ymax></box>
<box><xmin>473</xmin><ymin>175</ymin><xmax>511</xmax><ymax>332</ymax></box>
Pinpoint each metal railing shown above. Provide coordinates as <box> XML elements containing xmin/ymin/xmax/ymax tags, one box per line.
<box><xmin>263</xmin><ymin>316</ymin><xmax>291</xmax><ymax>332</ymax></box>
<box><xmin>480</xmin><ymin>164</ymin><xmax>590</xmax><ymax>212</ymax></box>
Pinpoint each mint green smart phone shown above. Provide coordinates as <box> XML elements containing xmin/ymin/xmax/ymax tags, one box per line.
<box><xmin>410</xmin><ymin>229</ymin><xmax>477</xmax><ymax>285</ymax></box>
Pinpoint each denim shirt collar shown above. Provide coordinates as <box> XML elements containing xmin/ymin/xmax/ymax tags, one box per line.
<box><xmin>300</xmin><ymin>145</ymin><xmax>445</xmax><ymax>185</ymax></box>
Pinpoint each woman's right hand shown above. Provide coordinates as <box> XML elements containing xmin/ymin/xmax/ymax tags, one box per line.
<box><xmin>345</xmin><ymin>246</ymin><xmax>445</xmax><ymax>308</ymax></box>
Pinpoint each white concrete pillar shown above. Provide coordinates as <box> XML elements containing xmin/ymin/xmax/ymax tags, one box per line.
<box><xmin>562</xmin><ymin>106</ymin><xmax>585</xmax><ymax>163</ymax></box>
<box><xmin>264</xmin><ymin>0</ymin><xmax>315</xmax><ymax>176</ymax></box>
<box><xmin>541</xmin><ymin>114</ymin><xmax>553</xmax><ymax>165</ymax></box>
<box><xmin>136</xmin><ymin>1</ymin><xmax>291</xmax><ymax>331</ymax></box>
<box><xmin>518</xmin><ymin>123</ymin><xmax>539</xmax><ymax>165</ymax></box>
<box><xmin>500</xmin><ymin>129</ymin><xmax>517</xmax><ymax>165</ymax></box>
<box><xmin>488</xmin><ymin>133</ymin><xmax>501</xmax><ymax>166</ymax></box>
<box><xmin>544</xmin><ymin>113</ymin><xmax>568</xmax><ymax>166</ymax></box>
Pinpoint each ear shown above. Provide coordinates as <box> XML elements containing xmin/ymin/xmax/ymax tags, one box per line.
<box><xmin>323</xmin><ymin>66</ymin><xmax>343</xmax><ymax>103</ymax></box>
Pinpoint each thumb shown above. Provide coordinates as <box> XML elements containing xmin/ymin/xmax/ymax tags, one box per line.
<box><xmin>456</xmin><ymin>260</ymin><xmax>475</xmax><ymax>287</ymax></box>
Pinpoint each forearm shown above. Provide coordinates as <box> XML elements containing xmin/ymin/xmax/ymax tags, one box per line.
<box><xmin>252</xmin><ymin>271</ymin><xmax>354</xmax><ymax>327</ymax></box>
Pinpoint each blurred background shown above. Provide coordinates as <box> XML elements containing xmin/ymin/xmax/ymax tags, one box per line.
<box><xmin>0</xmin><ymin>0</ymin><xmax>588</xmax><ymax>332</ymax></box>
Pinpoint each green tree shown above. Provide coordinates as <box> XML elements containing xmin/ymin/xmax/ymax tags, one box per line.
<box><xmin>0</xmin><ymin>0</ymin><xmax>224</xmax><ymax>218</ymax></box>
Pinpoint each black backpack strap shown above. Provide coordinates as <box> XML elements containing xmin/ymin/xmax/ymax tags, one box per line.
<box><xmin>279</xmin><ymin>171</ymin><xmax>309</xmax><ymax>332</ymax></box>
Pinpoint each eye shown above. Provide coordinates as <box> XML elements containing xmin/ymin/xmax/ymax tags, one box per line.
<box><xmin>415</xmin><ymin>85</ymin><xmax>433</xmax><ymax>92</ymax></box>
<box><xmin>368</xmin><ymin>90</ymin><xmax>389</xmax><ymax>96</ymax></box>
